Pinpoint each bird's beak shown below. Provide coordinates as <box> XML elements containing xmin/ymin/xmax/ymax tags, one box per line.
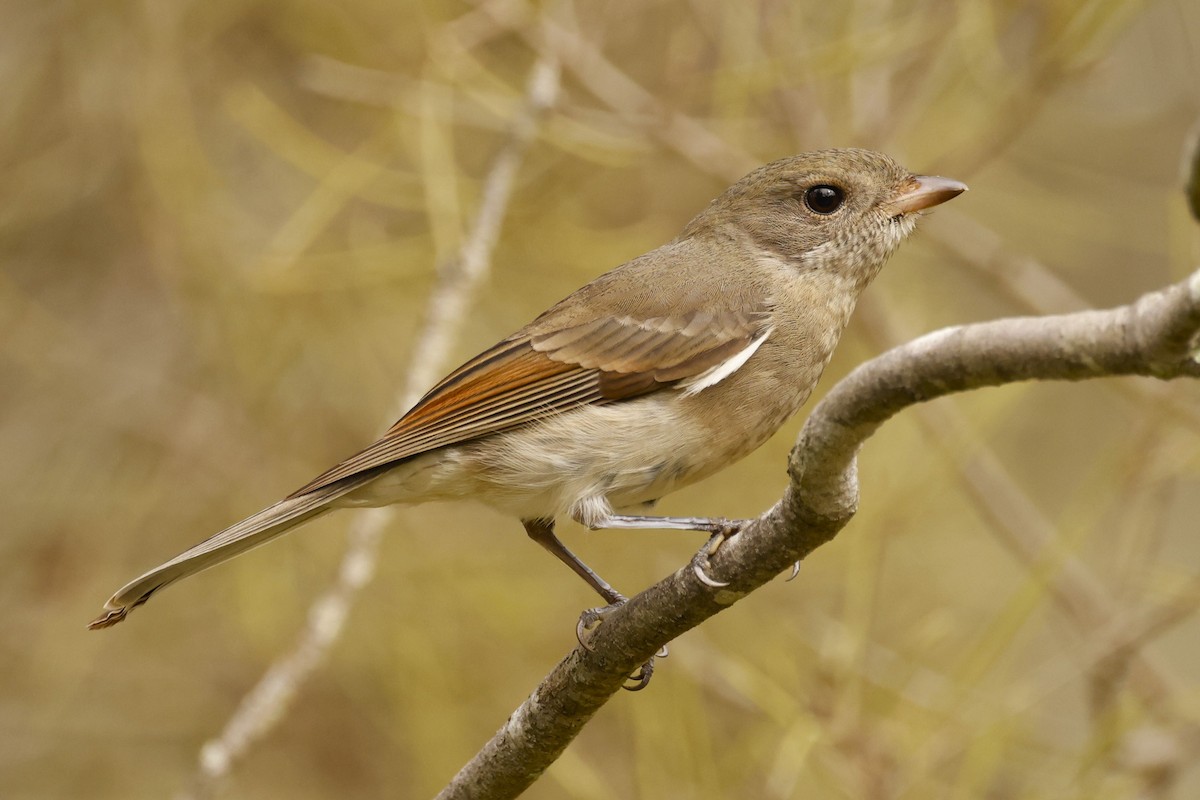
<box><xmin>888</xmin><ymin>175</ymin><xmax>968</xmax><ymax>214</ymax></box>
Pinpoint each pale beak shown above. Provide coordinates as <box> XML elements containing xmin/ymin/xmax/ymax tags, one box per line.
<box><xmin>888</xmin><ymin>175</ymin><xmax>968</xmax><ymax>214</ymax></box>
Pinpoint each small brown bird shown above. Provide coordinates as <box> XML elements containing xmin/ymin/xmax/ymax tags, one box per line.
<box><xmin>90</xmin><ymin>149</ymin><xmax>965</xmax><ymax>631</ymax></box>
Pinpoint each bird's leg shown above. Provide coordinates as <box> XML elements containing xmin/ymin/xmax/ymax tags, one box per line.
<box><xmin>595</xmin><ymin>514</ymin><xmax>800</xmax><ymax>586</ymax></box>
<box><xmin>523</xmin><ymin>517</ymin><xmax>626</xmax><ymax>606</ymax></box>
<box><xmin>592</xmin><ymin>514</ymin><xmax>750</xmax><ymax>536</ymax></box>
<box><xmin>585</xmin><ymin>513</ymin><xmax>751</xmax><ymax>589</ymax></box>
<box><xmin>522</xmin><ymin>517</ymin><xmax>662</xmax><ymax>690</ymax></box>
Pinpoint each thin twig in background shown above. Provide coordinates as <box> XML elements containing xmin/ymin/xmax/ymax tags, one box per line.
<box><xmin>177</xmin><ymin>55</ymin><xmax>561</xmax><ymax>800</ymax></box>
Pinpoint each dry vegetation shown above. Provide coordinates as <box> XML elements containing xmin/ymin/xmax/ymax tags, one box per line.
<box><xmin>3</xmin><ymin>1</ymin><xmax>1199</xmax><ymax>798</ymax></box>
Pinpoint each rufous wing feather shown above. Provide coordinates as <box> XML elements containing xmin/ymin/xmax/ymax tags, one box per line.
<box><xmin>290</xmin><ymin>305</ymin><xmax>772</xmax><ymax>497</ymax></box>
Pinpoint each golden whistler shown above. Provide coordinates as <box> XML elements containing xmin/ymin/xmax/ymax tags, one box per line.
<box><xmin>91</xmin><ymin>149</ymin><xmax>966</xmax><ymax>631</ymax></box>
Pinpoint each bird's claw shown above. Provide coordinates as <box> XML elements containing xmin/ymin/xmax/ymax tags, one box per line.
<box><xmin>624</xmin><ymin>657</ymin><xmax>655</xmax><ymax>691</ymax></box>
<box><xmin>575</xmin><ymin>597</ymin><xmax>628</xmax><ymax>651</ymax></box>
<box><xmin>786</xmin><ymin>560</ymin><xmax>801</xmax><ymax>581</ymax></box>
<box><xmin>692</xmin><ymin>558</ymin><xmax>729</xmax><ymax>588</ymax></box>
<box><xmin>623</xmin><ymin>646</ymin><xmax>669</xmax><ymax>691</ymax></box>
<box><xmin>691</xmin><ymin>522</ymin><xmax>746</xmax><ymax>588</ymax></box>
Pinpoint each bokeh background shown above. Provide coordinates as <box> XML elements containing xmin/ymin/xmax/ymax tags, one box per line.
<box><xmin>4</xmin><ymin>0</ymin><xmax>1200</xmax><ymax>797</ymax></box>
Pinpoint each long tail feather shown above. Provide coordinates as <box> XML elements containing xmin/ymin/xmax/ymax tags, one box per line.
<box><xmin>88</xmin><ymin>474</ymin><xmax>378</xmax><ymax>629</ymax></box>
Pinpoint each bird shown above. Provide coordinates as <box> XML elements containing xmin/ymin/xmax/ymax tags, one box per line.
<box><xmin>89</xmin><ymin>148</ymin><xmax>966</xmax><ymax>635</ymax></box>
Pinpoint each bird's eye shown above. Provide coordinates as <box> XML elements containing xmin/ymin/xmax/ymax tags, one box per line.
<box><xmin>803</xmin><ymin>184</ymin><xmax>845</xmax><ymax>215</ymax></box>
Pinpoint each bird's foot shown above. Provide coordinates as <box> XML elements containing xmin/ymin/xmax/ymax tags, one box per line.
<box><xmin>625</xmin><ymin>644</ymin><xmax>671</xmax><ymax>691</ymax></box>
<box><xmin>626</xmin><ymin>659</ymin><xmax>654</xmax><ymax>691</ymax></box>
<box><xmin>690</xmin><ymin>519</ymin><xmax>748</xmax><ymax>588</ymax></box>
<box><xmin>576</xmin><ymin>596</ymin><xmax>628</xmax><ymax>651</ymax></box>
<box><xmin>576</xmin><ymin>598</ymin><xmax>669</xmax><ymax>690</ymax></box>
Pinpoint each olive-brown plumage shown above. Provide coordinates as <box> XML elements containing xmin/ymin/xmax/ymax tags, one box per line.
<box><xmin>90</xmin><ymin>148</ymin><xmax>965</xmax><ymax>629</ymax></box>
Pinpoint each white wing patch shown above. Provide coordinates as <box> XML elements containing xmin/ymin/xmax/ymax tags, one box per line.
<box><xmin>679</xmin><ymin>327</ymin><xmax>773</xmax><ymax>397</ymax></box>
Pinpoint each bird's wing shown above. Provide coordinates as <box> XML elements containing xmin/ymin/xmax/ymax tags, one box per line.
<box><xmin>289</xmin><ymin>305</ymin><xmax>772</xmax><ymax>497</ymax></box>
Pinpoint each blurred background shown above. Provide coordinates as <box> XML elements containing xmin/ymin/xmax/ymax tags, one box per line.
<box><xmin>4</xmin><ymin>0</ymin><xmax>1200</xmax><ymax>797</ymax></box>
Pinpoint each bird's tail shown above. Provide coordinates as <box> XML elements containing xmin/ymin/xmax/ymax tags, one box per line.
<box><xmin>88</xmin><ymin>473</ymin><xmax>378</xmax><ymax>630</ymax></box>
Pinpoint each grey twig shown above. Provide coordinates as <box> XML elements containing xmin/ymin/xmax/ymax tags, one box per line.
<box><xmin>178</xmin><ymin>55</ymin><xmax>561</xmax><ymax>800</ymax></box>
<box><xmin>437</xmin><ymin>266</ymin><xmax>1200</xmax><ymax>800</ymax></box>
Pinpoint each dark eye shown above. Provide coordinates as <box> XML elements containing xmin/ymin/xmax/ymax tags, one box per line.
<box><xmin>804</xmin><ymin>184</ymin><xmax>845</xmax><ymax>214</ymax></box>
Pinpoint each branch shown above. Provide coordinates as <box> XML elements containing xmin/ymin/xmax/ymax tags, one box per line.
<box><xmin>438</xmin><ymin>267</ymin><xmax>1200</xmax><ymax>800</ymax></box>
<box><xmin>178</xmin><ymin>54</ymin><xmax>561</xmax><ymax>800</ymax></box>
